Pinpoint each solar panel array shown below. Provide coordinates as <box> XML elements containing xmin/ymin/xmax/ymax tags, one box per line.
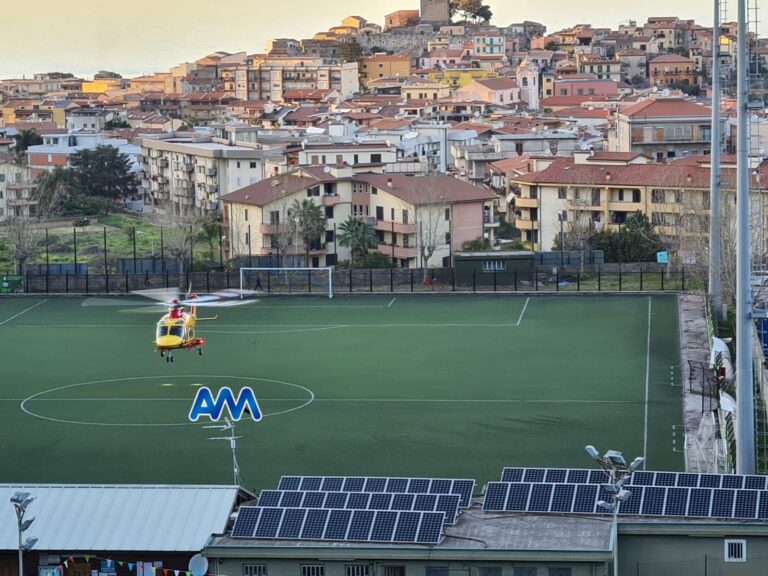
<box><xmin>483</xmin><ymin>481</ymin><xmax>768</xmax><ymax>520</ymax></box>
<box><xmin>257</xmin><ymin>490</ymin><xmax>461</xmax><ymax>524</ymax></box>
<box><xmin>501</xmin><ymin>467</ymin><xmax>768</xmax><ymax>490</ymax></box>
<box><xmin>231</xmin><ymin>506</ymin><xmax>445</xmax><ymax>544</ymax></box>
<box><xmin>278</xmin><ymin>476</ymin><xmax>476</xmax><ymax>507</ymax></box>
<box><xmin>487</xmin><ymin>468</ymin><xmax>768</xmax><ymax>521</ymax></box>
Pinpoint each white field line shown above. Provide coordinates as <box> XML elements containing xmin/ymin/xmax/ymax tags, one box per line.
<box><xmin>8</xmin><ymin>397</ymin><xmax>638</xmax><ymax>404</ymax></box>
<box><xmin>515</xmin><ymin>297</ymin><xmax>531</xmax><ymax>326</ymax></box>
<box><xmin>5</xmin><ymin>323</ymin><xmax>525</xmax><ymax>329</ymax></box>
<box><xmin>388</xmin><ymin>297</ymin><xmax>397</xmax><ymax>308</ymax></box>
<box><xmin>643</xmin><ymin>296</ymin><xmax>652</xmax><ymax>469</ymax></box>
<box><xmin>0</xmin><ymin>299</ymin><xmax>48</xmax><ymax>326</ymax></box>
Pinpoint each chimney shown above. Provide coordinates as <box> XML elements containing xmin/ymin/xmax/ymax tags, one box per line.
<box><xmin>387</xmin><ymin>178</ymin><xmax>393</xmax><ymax>188</ymax></box>
<box><xmin>605</xmin><ymin>171</ymin><xmax>611</xmax><ymax>181</ymax></box>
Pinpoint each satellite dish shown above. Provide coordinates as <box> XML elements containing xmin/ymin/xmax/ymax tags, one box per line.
<box><xmin>661</xmin><ymin>88</ymin><xmax>670</xmax><ymax>97</ymax></box>
<box><xmin>188</xmin><ymin>555</ymin><xmax>208</xmax><ymax>576</ymax></box>
<box><xmin>652</xmin><ymin>86</ymin><xmax>658</xmax><ymax>92</ymax></box>
<box><xmin>579</xmin><ymin>141</ymin><xmax>590</xmax><ymax>151</ymax></box>
<box><xmin>335</xmin><ymin>115</ymin><xmax>342</xmax><ymax>122</ymax></box>
<box><xmin>473</xmin><ymin>111</ymin><xmax>481</xmax><ymax>118</ymax></box>
<box><xmin>323</xmin><ymin>165</ymin><xmax>331</xmax><ymax>173</ymax></box>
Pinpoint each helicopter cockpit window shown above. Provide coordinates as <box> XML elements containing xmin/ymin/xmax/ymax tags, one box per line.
<box><xmin>156</xmin><ymin>325</ymin><xmax>169</xmax><ymax>337</ymax></box>
<box><xmin>169</xmin><ymin>325</ymin><xmax>185</xmax><ymax>338</ymax></box>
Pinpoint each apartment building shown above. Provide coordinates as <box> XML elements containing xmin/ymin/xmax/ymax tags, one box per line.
<box><xmin>139</xmin><ymin>135</ymin><xmax>282</xmax><ymax>214</ymax></box>
<box><xmin>27</xmin><ymin>131</ymin><xmax>133</xmax><ymax>172</ymax></box>
<box><xmin>576</xmin><ymin>53</ymin><xmax>622</xmax><ymax>81</ymax></box>
<box><xmin>360</xmin><ymin>53</ymin><xmax>411</xmax><ymax>84</ymax></box>
<box><xmin>507</xmin><ymin>152</ymin><xmax>766</xmax><ymax>252</ymax></box>
<box><xmin>0</xmin><ymin>158</ymin><xmax>35</xmax><ymax>219</ymax></box>
<box><xmin>613</xmin><ymin>98</ymin><xmax>713</xmax><ymax>160</ymax></box>
<box><xmin>232</xmin><ymin>56</ymin><xmax>359</xmax><ymax>102</ymax></box>
<box><xmin>473</xmin><ymin>33</ymin><xmax>506</xmax><ymax>56</ymax></box>
<box><xmin>220</xmin><ymin>166</ymin><xmax>496</xmax><ymax>268</ymax></box>
<box><xmin>289</xmin><ymin>142</ymin><xmax>398</xmax><ymax>168</ymax></box>
<box><xmin>648</xmin><ymin>54</ymin><xmax>698</xmax><ymax>87</ymax></box>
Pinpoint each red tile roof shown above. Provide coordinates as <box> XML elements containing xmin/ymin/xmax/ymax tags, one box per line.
<box><xmin>354</xmin><ymin>173</ymin><xmax>496</xmax><ymax>205</ymax></box>
<box><xmin>550</xmin><ymin>107</ymin><xmax>611</xmax><ymax>119</ymax></box>
<box><xmin>221</xmin><ymin>174</ymin><xmax>321</xmax><ymax>206</ymax></box>
<box><xmin>620</xmin><ymin>98</ymin><xmax>711</xmax><ymax>118</ymax></box>
<box><xmin>649</xmin><ymin>54</ymin><xmax>695</xmax><ymax>63</ymax></box>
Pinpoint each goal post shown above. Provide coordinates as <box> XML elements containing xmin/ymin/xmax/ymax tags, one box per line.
<box><xmin>239</xmin><ymin>267</ymin><xmax>334</xmax><ymax>299</ymax></box>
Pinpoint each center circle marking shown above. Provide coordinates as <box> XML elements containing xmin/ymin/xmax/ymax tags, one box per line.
<box><xmin>20</xmin><ymin>375</ymin><xmax>314</xmax><ymax>427</ymax></box>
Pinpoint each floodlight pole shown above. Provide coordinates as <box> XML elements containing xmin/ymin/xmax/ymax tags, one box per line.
<box><xmin>709</xmin><ymin>0</ymin><xmax>722</xmax><ymax>320</ymax></box>
<box><xmin>735</xmin><ymin>0</ymin><xmax>756</xmax><ymax>475</ymax></box>
<box><xmin>11</xmin><ymin>492</ymin><xmax>35</xmax><ymax>576</ymax></box>
<box><xmin>585</xmin><ymin>446</ymin><xmax>644</xmax><ymax>576</ymax></box>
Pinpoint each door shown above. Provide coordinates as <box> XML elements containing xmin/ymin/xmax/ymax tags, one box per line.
<box><xmin>376</xmin><ymin>206</ymin><xmax>384</xmax><ymax>221</ymax></box>
<box><xmin>312</xmin><ymin>257</ymin><xmax>320</xmax><ymax>268</ymax></box>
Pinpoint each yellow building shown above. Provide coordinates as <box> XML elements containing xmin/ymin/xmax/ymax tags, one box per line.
<box><xmin>428</xmin><ymin>69</ymin><xmax>499</xmax><ymax>89</ymax></box>
<box><xmin>82</xmin><ymin>78</ymin><xmax>124</xmax><ymax>94</ymax></box>
<box><xmin>360</xmin><ymin>53</ymin><xmax>411</xmax><ymax>84</ymax></box>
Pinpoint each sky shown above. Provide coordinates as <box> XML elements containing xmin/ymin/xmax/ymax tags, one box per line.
<box><xmin>0</xmin><ymin>0</ymin><xmax>747</xmax><ymax>79</ymax></box>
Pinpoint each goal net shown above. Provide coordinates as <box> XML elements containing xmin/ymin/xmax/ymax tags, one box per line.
<box><xmin>239</xmin><ymin>267</ymin><xmax>334</xmax><ymax>299</ymax></box>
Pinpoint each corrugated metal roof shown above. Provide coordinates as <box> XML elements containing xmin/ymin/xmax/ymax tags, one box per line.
<box><xmin>0</xmin><ymin>485</ymin><xmax>239</xmax><ymax>552</ymax></box>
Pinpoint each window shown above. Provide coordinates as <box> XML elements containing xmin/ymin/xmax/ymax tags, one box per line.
<box><xmin>557</xmin><ymin>187</ymin><xmax>567</xmax><ymax>199</ymax></box>
<box><xmin>302</xmin><ymin>566</ymin><xmax>325</xmax><ymax>576</ymax></box>
<box><xmin>445</xmin><ymin>232</ymin><xmax>451</xmax><ymax>244</ymax></box>
<box><xmin>442</xmin><ymin>256</ymin><xmax>451</xmax><ymax>267</ymax></box>
<box><xmin>326</xmin><ymin>230</ymin><xmax>334</xmax><ymax>242</ymax></box>
<box><xmin>425</xmin><ymin>568</ymin><xmax>448</xmax><ymax>576</ymax></box>
<box><xmin>548</xmin><ymin>569</ymin><xmax>572</xmax><ymax>576</ymax></box>
<box><xmin>307</xmin><ymin>186</ymin><xmax>320</xmax><ymax>197</ymax></box>
<box><xmin>444</xmin><ymin>208</ymin><xmax>450</xmax><ymax>221</ymax></box>
<box><xmin>244</xmin><ymin>209</ymin><xmax>249</xmax><ymax>222</ymax></box>
<box><xmin>724</xmin><ymin>539</ymin><xmax>746</xmax><ymax>562</ymax></box>
<box><xmin>269</xmin><ymin>211</ymin><xmax>280</xmax><ymax>225</ymax></box>
<box><xmin>482</xmin><ymin>260</ymin><xmax>506</xmax><ymax>272</ymax></box>
<box><xmin>237</xmin><ymin>161</ymin><xmax>241</xmax><ymax>168</ymax></box>
<box><xmin>403</xmin><ymin>210</ymin><xmax>409</xmax><ymax>224</ymax></box>
<box><xmin>512</xmin><ymin>569</ymin><xmax>537</xmax><ymax>576</ymax></box>
<box><xmin>325</xmin><ymin>206</ymin><xmax>334</xmax><ymax>219</ymax></box>
<box><xmin>346</xmin><ymin>567</ymin><xmax>369</xmax><ymax>576</ymax></box>
<box><xmin>242</xmin><ymin>565</ymin><xmax>267</xmax><ymax>576</ymax></box>
<box><xmin>391</xmin><ymin>208</ymin><xmax>395</xmax><ymax>220</ymax></box>
<box><xmin>250</xmin><ymin>161</ymin><xmax>257</xmax><ymax>169</ymax></box>
<box><xmin>0</xmin><ymin>174</ymin><xmax>4</xmax><ymax>182</ymax></box>
<box><xmin>560</xmin><ymin>88</ymin><xmax>567</xmax><ymax>96</ymax></box>
<box><xmin>651</xmin><ymin>190</ymin><xmax>665</xmax><ymax>204</ymax></box>
<box><xmin>383</xmin><ymin>568</ymin><xmax>405</xmax><ymax>576</ymax></box>
<box><xmin>478</xmin><ymin>569</ymin><xmax>502</xmax><ymax>576</ymax></box>
<box><xmin>371</xmin><ymin>154</ymin><xmax>382</xmax><ymax>163</ymax></box>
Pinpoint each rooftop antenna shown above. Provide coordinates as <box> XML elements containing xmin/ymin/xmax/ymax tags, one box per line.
<box><xmin>205</xmin><ymin>416</ymin><xmax>243</xmax><ymax>485</ymax></box>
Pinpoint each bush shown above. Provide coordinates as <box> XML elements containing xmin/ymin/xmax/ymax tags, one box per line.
<box><xmin>462</xmin><ymin>237</ymin><xmax>490</xmax><ymax>251</ymax></box>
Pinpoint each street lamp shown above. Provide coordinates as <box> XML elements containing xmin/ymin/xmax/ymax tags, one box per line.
<box><xmin>10</xmin><ymin>491</ymin><xmax>37</xmax><ymax>576</ymax></box>
<box><xmin>585</xmin><ymin>445</ymin><xmax>644</xmax><ymax>576</ymax></box>
<box><xmin>294</xmin><ymin>216</ymin><xmax>300</xmax><ymax>267</ymax></box>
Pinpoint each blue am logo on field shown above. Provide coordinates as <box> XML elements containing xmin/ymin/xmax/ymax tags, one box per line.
<box><xmin>188</xmin><ymin>386</ymin><xmax>263</xmax><ymax>422</ymax></box>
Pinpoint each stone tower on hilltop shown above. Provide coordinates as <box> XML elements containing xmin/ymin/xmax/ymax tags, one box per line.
<box><xmin>420</xmin><ymin>0</ymin><xmax>450</xmax><ymax>24</ymax></box>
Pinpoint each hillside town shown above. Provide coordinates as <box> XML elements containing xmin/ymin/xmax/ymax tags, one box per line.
<box><xmin>0</xmin><ymin>0</ymin><xmax>766</xmax><ymax>268</ymax></box>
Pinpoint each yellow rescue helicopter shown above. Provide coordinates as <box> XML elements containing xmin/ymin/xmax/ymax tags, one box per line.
<box><xmin>139</xmin><ymin>288</ymin><xmax>254</xmax><ymax>362</ymax></box>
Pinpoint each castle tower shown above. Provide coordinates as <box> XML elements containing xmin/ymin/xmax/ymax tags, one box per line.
<box><xmin>420</xmin><ymin>0</ymin><xmax>450</xmax><ymax>24</ymax></box>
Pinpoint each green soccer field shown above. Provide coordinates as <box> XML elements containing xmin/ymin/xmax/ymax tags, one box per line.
<box><xmin>0</xmin><ymin>294</ymin><xmax>684</xmax><ymax>492</ymax></box>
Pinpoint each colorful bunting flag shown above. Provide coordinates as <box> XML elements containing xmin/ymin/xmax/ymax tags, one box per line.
<box><xmin>129</xmin><ymin>564</ymin><xmax>135</xmax><ymax>572</ymax></box>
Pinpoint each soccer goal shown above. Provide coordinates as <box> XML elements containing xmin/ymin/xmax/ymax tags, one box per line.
<box><xmin>239</xmin><ymin>267</ymin><xmax>334</xmax><ymax>299</ymax></box>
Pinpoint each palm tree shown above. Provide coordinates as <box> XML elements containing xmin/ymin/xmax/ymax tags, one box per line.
<box><xmin>337</xmin><ymin>216</ymin><xmax>378</xmax><ymax>263</ymax></box>
<box><xmin>289</xmin><ymin>199</ymin><xmax>327</xmax><ymax>266</ymax></box>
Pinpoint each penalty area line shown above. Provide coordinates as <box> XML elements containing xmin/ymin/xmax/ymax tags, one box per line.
<box><xmin>0</xmin><ymin>299</ymin><xmax>48</xmax><ymax>326</ymax></box>
<box><xmin>515</xmin><ymin>297</ymin><xmax>530</xmax><ymax>326</ymax></box>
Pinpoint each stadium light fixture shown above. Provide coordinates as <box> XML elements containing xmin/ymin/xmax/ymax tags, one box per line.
<box><xmin>585</xmin><ymin>445</ymin><xmax>642</xmax><ymax>576</ymax></box>
<box><xmin>11</xmin><ymin>491</ymin><xmax>36</xmax><ymax>576</ymax></box>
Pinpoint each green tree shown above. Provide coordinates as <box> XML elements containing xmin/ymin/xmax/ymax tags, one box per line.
<box><xmin>450</xmin><ymin>0</ymin><xmax>493</xmax><ymax>23</ymax></box>
<box><xmin>337</xmin><ymin>216</ymin><xmax>378</xmax><ymax>261</ymax></box>
<box><xmin>462</xmin><ymin>237</ymin><xmax>490</xmax><ymax>251</ymax></box>
<box><xmin>289</xmin><ymin>199</ymin><xmax>327</xmax><ymax>265</ymax></box>
<box><xmin>12</xmin><ymin>129</ymin><xmax>43</xmax><ymax>163</ymax></box>
<box><xmin>69</xmin><ymin>146</ymin><xmax>137</xmax><ymax>212</ymax></box>
<box><xmin>104</xmin><ymin>119</ymin><xmax>131</xmax><ymax>129</ymax></box>
<box><xmin>592</xmin><ymin>211</ymin><xmax>663</xmax><ymax>262</ymax></box>
<box><xmin>35</xmin><ymin>166</ymin><xmax>74</xmax><ymax>216</ymax></box>
<box><xmin>341</xmin><ymin>40</ymin><xmax>364</xmax><ymax>63</ymax></box>
<box><xmin>544</xmin><ymin>41</ymin><xmax>560</xmax><ymax>51</ymax></box>
<box><xmin>354</xmin><ymin>252</ymin><xmax>392</xmax><ymax>268</ymax></box>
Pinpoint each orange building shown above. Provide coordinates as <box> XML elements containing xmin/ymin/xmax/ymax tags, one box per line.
<box><xmin>360</xmin><ymin>53</ymin><xmax>412</xmax><ymax>83</ymax></box>
<box><xmin>649</xmin><ymin>54</ymin><xmax>698</xmax><ymax>87</ymax></box>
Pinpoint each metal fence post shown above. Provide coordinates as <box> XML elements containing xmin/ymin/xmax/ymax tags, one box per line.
<box><xmin>309</xmin><ymin>270</ymin><xmax>313</xmax><ymax>293</ymax></box>
<box><xmin>390</xmin><ymin>268</ymin><xmax>394</xmax><ymax>292</ymax></box>
<box><xmin>577</xmin><ymin>271</ymin><xmax>580</xmax><ymax>291</ymax></box>
<box><xmin>267</xmin><ymin>270</ymin><xmax>271</xmax><ymax>293</ymax></box>
<box><xmin>125</xmin><ymin>272</ymin><xmax>129</xmax><ymax>294</ymax></box>
<box><xmin>682</xmin><ymin>267</ymin><xmax>686</xmax><ymax>291</ymax></box>
<box><xmin>369</xmin><ymin>268</ymin><xmax>373</xmax><ymax>293</ymax></box>
<box><xmin>452</xmin><ymin>268</ymin><xmax>455</xmax><ymax>292</ymax></box>
<box><xmin>556</xmin><ymin>269</ymin><xmax>560</xmax><ymax>292</ymax></box>
<box><xmin>598</xmin><ymin>268</ymin><xmax>601</xmax><ymax>291</ymax></box>
<box><xmin>206</xmin><ymin>270</ymin><xmax>210</xmax><ymax>293</ymax></box>
<box><xmin>65</xmin><ymin>272</ymin><xmax>69</xmax><ymax>293</ymax></box>
<box><xmin>535</xmin><ymin>270</ymin><xmax>538</xmax><ymax>291</ymax></box>
<box><xmin>410</xmin><ymin>269</ymin><xmax>414</xmax><ymax>292</ymax></box>
<box><xmin>85</xmin><ymin>271</ymin><xmax>89</xmax><ymax>294</ymax></box>
<box><xmin>619</xmin><ymin>267</ymin><xmax>623</xmax><ymax>291</ymax></box>
<box><xmin>493</xmin><ymin>270</ymin><xmax>497</xmax><ymax>292</ymax></box>
<box><xmin>514</xmin><ymin>269</ymin><xmax>518</xmax><ymax>292</ymax></box>
<box><xmin>349</xmin><ymin>267</ymin><xmax>353</xmax><ymax>293</ymax></box>
<box><xmin>661</xmin><ymin>266</ymin><xmax>665</xmax><ymax>291</ymax></box>
<box><xmin>472</xmin><ymin>268</ymin><xmax>476</xmax><ymax>293</ymax></box>
<box><xmin>640</xmin><ymin>268</ymin><xmax>644</xmax><ymax>291</ymax></box>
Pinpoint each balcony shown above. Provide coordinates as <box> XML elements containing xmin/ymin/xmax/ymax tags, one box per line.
<box><xmin>157</xmin><ymin>158</ymin><xmax>169</xmax><ymax>168</ymax></box>
<box><xmin>515</xmin><ymin>197</ymin><xmax>538</xmax><ymax>208</ymax></box>
<box><xmin>515</xmin><ymin>218</ymin><xmax>539</xmax><ymax>230</ymax></box>
<box><xmin>260</xmin><ymin>223</ymin><xmax>280</xmax><ymax>234</ymax></box>
<box><xmin>566</xmin><ymin>199</ymin><xmax>603</xmax><ymax>211</ymax></box>
<box><xmin>607</xmin><ymin>201</ymin><xmax>643</xmax><ymax>212</ymax></box>
<box><xmin>483</xmin><ymin>214</ymin><xmax>501</xmax><ymax>227</ymax></box>
<box><xmin>322</xmin><ymin>194</ymin><xmax>341</xmax><ymax>206</ymax></box>
<box><xmin>6</xmin><ymin>198</ymin><xmax>38</xmax><ymax>207</ymax></box>
<box><xmin>374</xmin><ymin>220</ymin><xmax>416</xmax><ymax>234</ymax></box>
<box><xmin>375</xmin><ymin>243</ymin><xmax>419</xmax><ymax>259</ymax></box>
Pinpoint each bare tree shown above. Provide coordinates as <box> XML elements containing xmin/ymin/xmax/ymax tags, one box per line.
<box><xmin>153</xmin><ymin>200</ymin><xmax>204</xmax><ymax>275</ymax></box>
<box><xmin>410</xmin><ymin>175</ymin><xmax>450</xmax><ymax>271</ymax></box>
<box><xmin>561</xmin><ymin>210</ymin><xmax>595</xmax><ymax>272</ymax></box>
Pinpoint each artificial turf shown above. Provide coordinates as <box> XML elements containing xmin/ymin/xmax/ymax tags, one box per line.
<box><xmin>0</xmin><ymin>294</ymin><xmax>683</xmax><ymax>493</ymax></box>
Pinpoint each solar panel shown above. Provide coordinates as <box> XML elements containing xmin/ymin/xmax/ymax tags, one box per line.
<box><xmin>735</xmin><ymin>490</ymin><xmax>758</xmax><ymax>519</ymax></box>
<box><xmin>370</xmin><ymin>493</ymin><xmax>393</xmax><ymax>510</ymax></box>
<box><xmin>392</xmin><ymin>493</ymin><xmax>415</xmax><ymax>510</ymax></box>
<box><xmin>232</xmin><ymin>506</ymin><xmax>261</xmax><ymax>538</ymax></box>
<box><xmin>431</xmin><ymin>479</ymin><xmax>452</xmax><ymax>494</ymax></box>
<box><xmin>632</xmin><ymin>472</ymin><xmax>654</xmax><ymax>486</ymax></box>
<box><xmin>641</xmin><ymin>487</ymin><xmax>665</xmax><ymax>516</ymax></box>
<box><xmin>746</xmin><ymin>476</ymin><xmax>767</xmax><ymax>491</ymax></box>
<box><xmin>501</xmin><ymin>468</ymin><xmax>524</xmax><ymax>482</ymax></box>
<box><xmin>278</xmin><ymin>508</ymin><xmax>306</xmax><ymax>539</ymax></box>
<box><xmin>711</xmin><ymin>490</ymin><xmax>735</xmax><ymax>518</ymax></box>
<box><xmin>722</xmin><ymin>475</ymin><xmax>744</xmax><ymax>490</ymax></box>
<box><xmin>366</xmin><ymin>478</ymin><xmax>387</xmax><ymax>492</ymax></box>
<box><xmin>324</xmin><ymin>492</ymin><xmax>348</xmax><ymax>509</ymax></box>
<box><xmin>323</xmin><ymin>509</ymin><xmax>351</xmax><ymax>540</ymax></box>
<box><xmin>529</xmin><ymin>483</ymin><xmax>553</xmax><ymax>512</ymax></box>
<box><xmin>302</xmin><ymin>492</ymin><xmax>325</xmax><ymax>508</ymax></box>
<box><xmin>280</xmin><ymin>491</ymin><xmax>304</xmax><ymax>507</ymax></box>
<box><xmin>618</xmin><ymin>486</ymin><xmax>642</xmax><ymax>515</ymax></box>
<box><xmin>677</xmin><ymin>473</ymin><xmax>699</xmax><ymax>487</ymax></box>
<box><xmin>321</xmin><ymin>477</ymin><xmax>344</xmax><ymax>492</ymax></box>
<box><xmin>370</xmin><ymin>510</ymin><xmax>398</xmax><ymax>541</ymax></box>
<box><xmin>416</xmin><ymin>512</ymin><xmax>445</xmax><ymax>544</ymax></box>
<box><xmin>348</xmin><ymin>492</ymin><xmax>370</xmax><ymax>509</ymax></box>
<box><xmin>279</xmin><ymin>476</ymin><xmax>301</xmax><ymax>490</ymax></box>
<box><xmin>759</xmin><ymin>492</ymin><xmax>768</xmax><ymax>520</ymax></box>
<box><xmin>506</xmin><ymin>483</ymin><xmax>531</xmax><ymax>511</ymax></box>
<box><xmin>344</xmin><ymin>477</ymin><xmax>366</xmax><ymax>491</ymax></box>
<box><xmin>300</xmin><ymin>508</ymin><xmax>329</xmax><ymax>539</ymax></box>
<box><xmin>663</xmin><ymin>488</ymin><xmax>687</xmax><ymax>516</ymax></box>
<box><xmin>393</xmin><ymin>511</ymin><xmax>420</xmax><ymax>542</ymax></box>
<box><xmin>255</xmin><ymin>507</ymin><xmax>283</xmax><ymax>538</ymax></box>
<box><xmin>347</xmin><ymin>509</ymin><xmax>375</xmax><ymax>540</ymax></box>
<box><xmin>414</xmin><ymin>494</ymin><xmax>437</xmax><ymax>511</ymax></box>
<box><xmin>699</xmin><ymin>474</ymin><xmax>721</xmax><ymax>488</ymax></box>
<box><xmin>656</xmin><ymin>473</ymin><xmax>677</xmax><ymax>487</ymax></box>
<box><xmin>550</xmin><ymin>484</ymin><xmax>576</xmax><ymax>512</ymax></box>
<box><xmin>387</xmin><ymin>478</ymin><xmax>409</xmax><ymax>492</ymax></box>
<box><xmin>523</xmin><ymin>468</ymin><xmax>546</xmax><ymax>483</ymax></box>
<box><xmin>566</xmin><ymin>469</ymin><xmax>589</xmax><ymax>484</ymax></box>
<box><xmin>300</xmin><ymin>477</ymin><xmax>323</xmax><ymax>491</ymax></box>
<box><xmin>545</xmin><ymin>469</ymin><xmax>568</xmax><ymax>483</ymax></box>
<box><xmin>408</xmin><ymin>479</ymin><xmax>430</xmax><ymax>493</ymax></box>
<box><xmin>436</xmin><ymin>494</ymin><xmax>461</xmax><ymax>524</ymax></box>
<box><xmin>573</xmin><ymin>485</ymin><xmax>598</xmax><ymax>513</ymax></box>
<box><xmin>258</xmin><ymin>490</ymin><xmax>281</xmax><ymax>507</ymax></box>
<box><xmin>451</xmin><ymin>480</ymin><xmax>476</xmax><ymax>507</ymax></box>
<box><xmin>688</xmin><ymin>489</ymin><xmax>712</xmax><ymax>517</ymax></box>
<box><xmin>483</xmin><ymin>482</ymin><xmax>510</xmax><ymax>511</ymax></box>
